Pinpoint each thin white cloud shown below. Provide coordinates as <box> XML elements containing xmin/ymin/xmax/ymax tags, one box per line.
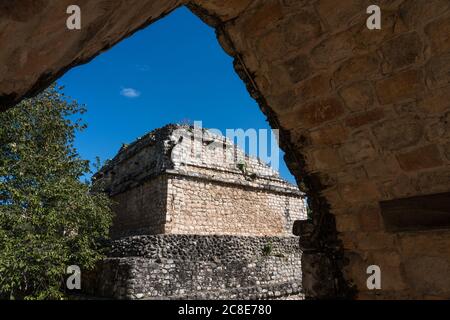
<box><xmin>120</xmin><ymin>88</ymin><xmax>141</xmax><ymax>98</ymax></box>
<box><xmin>136</xmin><ymin>64</ymin><xmax>150</xmax><ymax>72</ymax></box>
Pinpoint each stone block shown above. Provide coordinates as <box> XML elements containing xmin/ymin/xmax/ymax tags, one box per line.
<box><xmin>255</xmin><ymin>28</ymin><xmax>288</xmax><ymax>61</ymax></box>
<box><xmin>334</xmin><ymin>55</ymin><xmax>379</xmax><ymax>85</ymax></box>
<box><xmin>296</xmin><ymin>74</ymin><xmax>331</xmax><ymax>102</ymax></box>
<box><xmin>345</xmin><ymin>108</ymin><xmax>385</xmax><ymax>128</ymax></box>
<box><xmin>267</xmin><ymin>89</ymin><xmax>297</xmax><ymax>115</ymax></box>
<box><xmin>364</xmin><ymin>156</ymin><xmax>400</xmax><ymax>180</ymax></box>
<box><xmin>335</xmin><ymin>165</ymin><xmax>368</xmax><ymax>184</ymax></box>
<box><xmin>316</xmin><ymin>0</ymin><xmax>368</xmax><ymax>30</ymax></box>
<box><xmin>417</xmin><ymin>168</ymin><xmax>450</xmax><ymax>194</ymax></box>
<box><xmin>382</xmin><ymin>174</ymin><xmax>420</xmax><ymax>199</ymax></box>
<box><xmin>241</xmin><ymin>1</ymin><xmax>283</xmax><ymax>38</ymax></box>
<box><xmin>372</xmin><ymin>117</ymin><xmax>424</xmax><ymax>151</ymax></box>
<box><xmin>310</xmin><ymin>147</ymin><xmax>343</xmax><ymax>170</ymax></box>
<box><xmin>338</xmin><ymin>181</ymin><xmax>380</xmax><ymax>203</ymax></box>
<box><xmin>295</xmin><ymin>96</ymin><xmax>346</xmax><ymax>128</ymax></box>
<box><xmin>355</xmin><ymin>232</ymin><xmax>395</xmax><ymax>251</ymax></box>
<box><xmin>400</xmin><ymin>0</ymin><xmax>450</xmax><ymax>28</ymax></box>
<box><xmin>375</xmin><ymin>70</ymin><xmax>423</xmax><ymax>105</ymax></box>
<box><xmin>396</xmin><ymin>144</ymin><xmax>444</xmax><ymax>172</ymax></box>
<box><xmin>380</xmin><ymin>32</ymin><xmax>423</xmax><ymax>71</ymax></box>
<box><xmin>425</xmin><ymin>120</ymin><xmax>448</xmax><ymax>142</ymax></box>
<box><xmin>312</xmin><ymin>31</ymin><xmax>354</xmax><ymax>67</ymax></box>
<box><xmin>418</xmin><ymin>87</ymin><xmax>450</xmax><ymax>113</ymax></box>
<box><xmin>309</xmin><ymin>123</ymin><xmax>349</xmax><ymax>146</ymax></box>
<box><xmin>284</xmin><ymin>54</ymin><xmax>312</xmax><ymax>84</ymax></box>
<box><xmin>339</xmin><ymin>138</ymin><xmax>377</xmax><ymax>164</ymax></box>
<box><xmin>359</xmin><ymin>205</ymin><xmax>382</xmax><ymax>232</ymax></box>
<box><xmin>266</xmin><ymin>63</ymin><xmax>296</xmax><ymax>95</ymax></box>
<box><xmin>283</xmin><ymin>8</ymin><xmax>323</xmax><ymax>48</ymax></box>
<box><xmin>425</xmin><ymin>53</ymin><xmax>450</xmax><ymax>89</ymax></box>
<box><xmin>339</xmin><ymin>81</ymin><xmax>375</xmax><ymax>112</ymax></box>
<box><xmin>425</xmin><ymin>13</ymin><xmax>450</xmax><ymax>55</ymax></box>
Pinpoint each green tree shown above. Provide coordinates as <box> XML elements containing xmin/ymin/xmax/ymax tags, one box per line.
<box><xmin>0</xmin><ymin>85</ymin><xmax>113</xmax><ymax>300</ymax></box>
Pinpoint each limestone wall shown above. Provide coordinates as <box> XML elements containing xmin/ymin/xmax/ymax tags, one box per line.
<box><xmin>166</xmin><ymin>174</ymin><xmax>306</xmax><ymax>236</ymax></box>
<box><xmin>83</xmin><ymin>235</ymin><xmax>303</xmax><ymax>300</ymax></box>
<box><xmin>110</xmin><ymin>176</ymin><xmax>168</xmax><ymax>239</ymax></box>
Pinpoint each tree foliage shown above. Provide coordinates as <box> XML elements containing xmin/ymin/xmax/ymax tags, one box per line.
<box><xmin>0</xmin><ymin>85</ymin><xmax>113</xmax><ymax>299</ymax></box>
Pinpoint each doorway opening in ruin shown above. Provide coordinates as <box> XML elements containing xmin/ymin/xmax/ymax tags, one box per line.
<box><xmin>56</xmin><ymin>6</ymin><xmax>311</xmax><ymax>299</ymax></box>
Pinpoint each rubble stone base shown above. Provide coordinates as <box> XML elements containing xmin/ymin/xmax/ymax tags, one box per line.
<box><xmin>83</xmin><ymin>234</ymin><xmax>303</xmax><ymax>300</ymax></box>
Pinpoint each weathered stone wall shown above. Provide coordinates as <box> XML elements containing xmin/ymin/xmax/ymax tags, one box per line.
<box><xmin>110</xmin><ymin>176</ymin><xmax>168</xmax><ymax>239</ymax></box>
<box><xmin>166</xmin><ymin>174</ymin><xmax>305</xmax><ymax>236</ymax></box>
<box><xmin>83</xmin><ymin>235</ymin><xmax>303</xmax><ymax>300</ymax></box>
<box><xmin>97</xmin><ymin>125</ymin><xmax>306</xmax><ymax>238</ymax></box>
<box><xmin>95</xmin><ymin>126</ymin><xmax>176</xmax><ymax>196</ymax></box>
<box><xmin>2</xmin><ymin>0</ymin><xmax>450</xmax><ymax>299</ymax></box>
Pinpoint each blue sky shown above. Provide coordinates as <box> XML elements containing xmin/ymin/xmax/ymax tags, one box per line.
<box><xmin>59</xmin><ymin>6</ymin><xmax>295</xmax><ymax>184</ymax></box>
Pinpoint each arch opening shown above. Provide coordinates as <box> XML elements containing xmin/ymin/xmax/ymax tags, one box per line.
<box><xmin>2</xmin><ymin>0</ymin><xmax>450</xmax><ymax>300</ymax></box>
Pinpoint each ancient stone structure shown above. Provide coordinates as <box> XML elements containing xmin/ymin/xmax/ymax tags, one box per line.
<box><xmin>85</xmin><ymin>125</ymin><xmax>306</xmax><ymax>299</ymax></box>
<box><xmin>1</xmin><ymin>1</ymin><xmax>450</xmax><ymax>299</ymax></box>
<box><xmin>95</xmin><ymin>125</ymin><xmax>306</xmax><ymax>239</ymax></box>
<box><xmin>84</xmin><ymin>235</ymin><xmax>303</xmax><ymax>300</ymax></box>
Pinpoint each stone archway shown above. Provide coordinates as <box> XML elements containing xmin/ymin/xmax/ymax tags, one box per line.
<box><xmin>1</xmin><ymin>0</ymin><xmax>450</xmax><ymax>299</ymax></box>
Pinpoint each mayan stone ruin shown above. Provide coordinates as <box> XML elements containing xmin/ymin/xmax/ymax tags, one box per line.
<box><xmin>2</xmin><ymin>0</ymin><xmax>450</xmax><ymax>300</ymax></box>
<box><xmin>83</xmin><ymin>125</ymin><xmax>307</xmax><ymax>299</ymax></box>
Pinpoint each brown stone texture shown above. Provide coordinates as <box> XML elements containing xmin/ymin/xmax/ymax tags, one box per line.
<box><xmin>345</xmin><ymin>108</ymin><xmax>384</xmax><ymax>128</ymax></box>
<box><xmin>295</xmin><ymin>97</ymin><xmax>346</xmax><ymax>128</ymax></box>
<box><xmin>339</xmin><ymin>81</ymin><xmax>375</xmax><ymax>112</ymax></box>
<box><xmin>375</xmin><ymin>70</ymin><xmax>423</xmax><ymax>105</ymax></box>
<box><xmin>380</xmin><ymin>32</ymin><xmax>423</xmax><ymax>71</ymax></box>
<box><xmin>398</xmin><ymin>232</ymin><xmax>450</xmax><ymax>297</ymax></box>
<box><xmin>1</xmin><ymin>0</ymin><xmax>450</xmax><ymax>299</ymax></box>
<box><xmin>309</xmin><ymin>124</ymin><xmax>349</xmax><ymax>146</ymax></box>
<box><xmin>424</xmin><ymin>13</ymin><xmax>450</xmax><ymax>55</ymax></box>
<box><xmin>372</xmin><ymin>117</ymin><xmax>424</xmax><ymax>151</ymax></box>
<box><xmin>334</xmin><ymin>54</ymin><xmax>380</xmax><ymax>85</ymax></box>
<box><xmin>396</xmin><ymin>144</ymin><xmax>444</xmax><ymax>172</ymax></box>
